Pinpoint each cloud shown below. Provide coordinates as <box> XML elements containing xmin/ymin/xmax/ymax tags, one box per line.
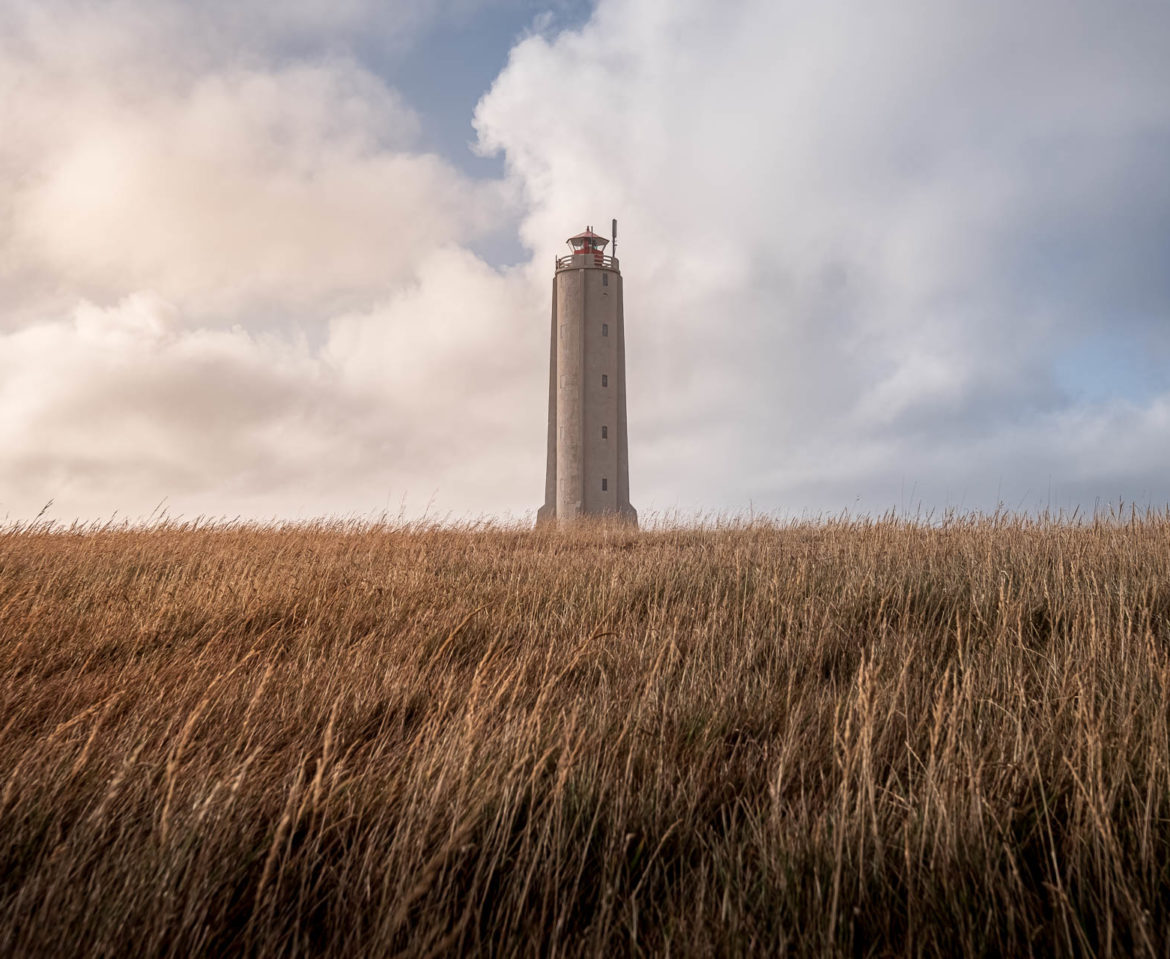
<box><xmin>0</xmin><ymin>293</ymin><xmax>334</xmax><ymax>515</ymax></box>
<box><xmin>475</xmin><ymin>0</ymin><xmax>1170</xmax><ymax>514</ymax></box>
<box><xmin>0</xmin><ymin>251</ymin><xmax>545</xmax><ymax>520</ymax></box>
<box><xmin>3</xmin><ymin>0</ymin><xmax>1170</xmax><ymax>521</ymax></box>
<box><xmin>0</xmin><ymin>2</ymin><xmax>538</xmax><ymax>520</ymax></box>
<box><xmin>1</xmin><ymin>38</ymin><xmax>510</xmax><ymax>320</ymax></box>
<box><xmin>0</xmin><ymin>0</ymin><xmax>531</xmax><ymax>67</ymax></box>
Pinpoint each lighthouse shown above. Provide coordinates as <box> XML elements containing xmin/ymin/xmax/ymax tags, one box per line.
<box><xmin>537</xmin><ymin>224</ymin><xmax>637</xmax><ymax>526</ymax></box>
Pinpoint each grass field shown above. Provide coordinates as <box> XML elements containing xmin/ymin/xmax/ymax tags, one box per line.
<box><xmin>1</xmin><ymin>515</ymin><xmax>1168</xmax><ymax>956</ymax></box>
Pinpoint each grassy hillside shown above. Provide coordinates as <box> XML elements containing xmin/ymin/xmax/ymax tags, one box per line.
<box><xmin>1</xmin><ymin>517</ymin><xmax>1168</xmax><ymax>956</ymax></box>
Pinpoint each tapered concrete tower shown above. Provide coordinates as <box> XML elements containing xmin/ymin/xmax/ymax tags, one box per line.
<box><xmin>537</xmin><ymin>225</ymin><xmax>637</xmax><ymax>526</ymax></box>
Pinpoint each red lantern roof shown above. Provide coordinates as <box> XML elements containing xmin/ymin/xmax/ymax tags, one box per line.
<box><xmin>567</xmin><ymin>226</ymin><xmax>609</xmax><ymax>246</ymax></box>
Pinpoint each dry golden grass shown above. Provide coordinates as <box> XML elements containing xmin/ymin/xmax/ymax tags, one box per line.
<box><xmin>1</xmin><ymin>514</ymin><xmax>1169</xmax><ymax>956</ymax></box>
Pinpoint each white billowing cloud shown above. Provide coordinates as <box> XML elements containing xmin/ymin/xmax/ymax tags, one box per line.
<box><xmin>0</xmin><ymin>293</ymin><xmax>333</xmax><ymax>515</ymax></box>
<box><xmin>1</xmin><ymin>45</ymin><xmax>509</xmax><ymax>320</ymax></box>
<box><xmin>0</xmin><ymin>251</ymin><xmax>546</xmax><ymax>520</ymax></box>
<box><xmin>0</xmin><ymin>1</ymin><xmax>544</xmax><ymax>521</ymax></box>
<box><xmin>476</xmin><ymin>0</ymin><xmax>1170</xmax><ymax>514</ymax></box>
<box><xmin>327</xmin><ymin>247</ymin><xmax>539</xmax><ymax>400</ymax></box>
<box><xmin>3</xmin><ymin>0</ymin><xmax>1170</xmax><ymax>521</ymax></box>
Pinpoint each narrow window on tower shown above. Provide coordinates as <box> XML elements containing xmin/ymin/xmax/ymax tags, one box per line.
<box><xmin>602</xmin><ymin>374</ymin><xmax>608</xmax><ymax>387</ymax></box>
<box><xmin>602</xmin><ymin>478</ymin><xmax>608</xmax><ymax>491</ymax></box>
<box><xmin>602</xmin><ymin>323</ymin><xmax>608</xmax><ymax>337</ymax></box>
<box><xmin>602</xmin><ymin>273</ymin><xmax>609</xmax><ymax>287</ymax></box>
<box><xmin>602</xmin><ymin>425</ymin><xmax>608</xmax><ymax>439</ymax></box>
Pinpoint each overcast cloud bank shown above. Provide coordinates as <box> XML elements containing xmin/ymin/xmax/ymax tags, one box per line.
<box><xmin>2</xmin><ymin>0</ymin><xmax>1169</xmax><ymax>520</ymax></box>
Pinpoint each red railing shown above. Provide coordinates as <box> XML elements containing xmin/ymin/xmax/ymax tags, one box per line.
<box><xmin>556</xmin><ymin>253</ymin><xmax>619</xmax><ymax>271</ymax></box>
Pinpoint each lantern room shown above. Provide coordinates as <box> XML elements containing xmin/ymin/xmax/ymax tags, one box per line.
<box><xmin>566</xmin><ymin>227</ymin><xmax>609</xmax><ymax>255</ymax></box>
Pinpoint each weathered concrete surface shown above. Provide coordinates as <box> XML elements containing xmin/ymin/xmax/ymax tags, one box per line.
<box><xmin>539</xmin><ymin>242</ymin><xmax>637</xmax><ymax>526</ymax></box>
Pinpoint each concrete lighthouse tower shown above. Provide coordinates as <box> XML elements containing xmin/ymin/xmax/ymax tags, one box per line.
<box><xmin>537</xmin><ymin>223</ymin><xmax>637</xmax><ymax>526</ymax></box>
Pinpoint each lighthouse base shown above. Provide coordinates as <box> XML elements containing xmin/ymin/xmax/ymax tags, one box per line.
<box><xmin>535</xmin><ymin>502</ymin><xmax>638</xmax><ymax>529</ymax></box>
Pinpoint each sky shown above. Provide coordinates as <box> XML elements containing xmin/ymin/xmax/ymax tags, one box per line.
<box><xmin>2</xmin><ymin>0</ymin><xmax>1170</xmax><ymax>523</ymax></box>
